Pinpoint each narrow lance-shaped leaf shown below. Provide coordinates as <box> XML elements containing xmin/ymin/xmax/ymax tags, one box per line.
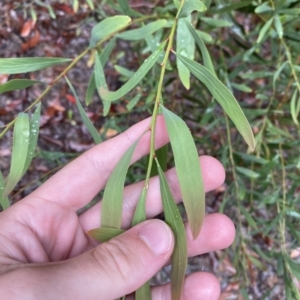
<box><xmin>132</xmin><ymin>189</ymin><xmax>151</xmax><ymax>300</ymax></box>
<box><xmin>0</xmin><ymin>58</ymin><xmax>71</xmax><ymax>75</ymax></box>
<box><xmin>257</xmin><ymin>17</ymin><xmax>273</xmax><ymax>44</ymax></box>
<box><xmin>89</xmin><ymin>16</ymin><xmax>131</xmax><ymax>49</ymax></box>
<box><xmin>85</xmin><ymin>72</ymin><xmax>96</xmax><ymax>106</ymax></box>
<box><xmin>95</xmin><ymin>53</ymin><xmax>110</xmax><ymax>116</ymax></box>
<box><xmin>101</xmin><ymin>140</ymin><xmax>140</xmax><ymax>228</ymax></box>
<box><xmin>178</xmin><ymin>0</ymin><xmax>207</xmax><ymax>19</ymax></box>
<box><xmin>87</xmin><ymin>227</ymin><xmax>125</xmax><ymax>243</ymax></box>
<box><xmin>176</xmin><ymin>54</ymin><xmax>255</xmax><ymax>151</ymax></box>
<box><xmin>291</xmin><ymin>89</ymin><xmax>299</xmax><ymax>125</ymax></box>
<box><xmin>161</xmin><ymin>105</ymin><xmax>205</xmax><ymax>239</ymax></box>
<box><xmin>176</xmin><ymin>16</ymin><xmax>195</xmax><ymax>90</ymax></box>
<box><xmin>65</xmin><ymin>76</ymin><xmax>102</xmax><ymax>144</ymax></box>
<box><xmin>117</xmin><ymin>0</ymin><xmax>131</xmax><ymax>15</ymax></box>
<box><xmin>132</xmin><ymin>188</ymin><xmax>147</xmax><ymax>227</ymax></box>
<box><xmin>100</xmin><ymin>40</ymin><xmax>167</xmax><ymax>102</ymax></box>
<box><xmin>86</xmin><ymin>38</ymin><xmax>117</xmax><ymax>106</ymax></box>
<box><xmin>116</xmin><ymin>20</ymin><xmax>167</xmax><ymax>41</ymax></box>
<box><xmin>156</xmin><ymin>159</ymin><xmax>188</xmax><ymax>300</ymax></box>
<box><xmin>22</xmin><ymin>103</ymin><xmax>41</xmax><ymax>176</ymax></box>
<box><xmin>4</xmin><ymin>113</ymin><xmax>30</xmax><ymax>197</ymax></box>
<box><xmin>0</xmin><ymin>170</ymin><xmax>10</xmax><ymax>210</ymax></box>
<box><xmin>184</xmin><ymin>19</ymin><xmax>216</xmax><ymax>76</ymax></box>
<box><xmin>0</xmin><ymin>79</ymin><xmax>44</xmax><ymax>94</ymax></box>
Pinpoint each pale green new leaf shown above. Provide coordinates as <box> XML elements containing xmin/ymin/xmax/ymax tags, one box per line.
<box><xmin>161</xmin><ymin>105</ymin><xmax>205</xmax><ymax>239</ymax></box>
<box><xmin>4</xmin><ymin>113</ymin><xmax>30</xmax><ymax>197</ymax></box>
<box><xmin>176</xmin><ymin>54</ymin><xmax>255</xmax><ymax>151</ymax></box>
<box><xmin>65</xmin><ymin>76</ymin><xmax>102</xmax><ymax>144</ymax></box>
<box><xmin>87</xmin><ymin>227</ymin><xmax>125</xmax><ymax>242</ymax></box>
<box><xmin>101</xmin><ymin>140</ymin><xmax>139</xmax><ymax>229</ymax></box>
<box><xmin>89</xmin><ymin>16</ymin><xmax>131</xmax><ymax>49</ymax></box>
<box><xmin>178</xmin><ymin>0</ymin><xmax>207</xmax><ymax>19</ymax></box>
<box><xmin>0</xmin><ymin>79</ymin><xmax>44</xmax><ymax>94</ymax></box>
<box><xmin>291</xmin><ymin>89</ymin><xmax>299</xmax><ymax>125</ymax></box>
<box><xmin>0</xmin><ymin>170</ymin><xmax>10</xmax><ymax>210</ymax></box>
<box><xmin>184</xmin><ymin>19</ymin><xmax>216</xmax><ymax>76</ymax></box>
<box><xmin>156</xmin><ymin>159</ymin><xmax>188</xmax><ymax>300</ymax></box>
<box><xmin>86</xmin><ymin>0</ymin><xmax>94</xmax><ymax>10</ymax></box>
<box><xmin>0</xmin><ymin>58</ymin><xmax>71</xmax><ymax>74</ymax></box>
<box><xmin>35</xmin><ymin>0</ymin><xmax>56</xmax><ymax>19</ymax></box>
<box><xmin>22</xmin><ymin>103</ymin><xmax>41</xmax><ymax>176</ymax></box>
<box><xmin>100</xmin><ymin>41</ymin><xmax>167</xmax><ymax>102</ymax></box>
<box><xmin>115</xmin><ymin>65</ymin><xmax>134</xmax><ymax>78</ymax></box>
<box><xmin>117</xmin><ymin>20</ymin><xmax>167</xmax><ymax>41</ymax></box>
<box><xmin>176</xmin><ymin>16</ymin><xmax>195</xmax><ymax>90</ymax></box>
<box><xmin>72</xmin><ymin>0</ymin><xmax>79</xmax><ymax>13</ymax></box>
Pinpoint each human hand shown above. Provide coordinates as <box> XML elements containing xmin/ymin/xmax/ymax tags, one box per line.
<box><xmin>0</xmin><ymin>116</ymin><xmax>235</xmax><ymax>299</ymax></box>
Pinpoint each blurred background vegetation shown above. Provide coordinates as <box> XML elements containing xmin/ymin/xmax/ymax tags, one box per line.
<box><xmin>0</xmin><ymin>0</ymin><xmax>299</xmax><ymax>299</ymax></box>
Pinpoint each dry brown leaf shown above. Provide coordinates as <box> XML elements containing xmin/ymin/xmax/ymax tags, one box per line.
<box><xmin>21</xmin><ymin>30</ymin><xmax>40</xmax><ymax>51</ymax></box>
<box><xmin>20</xmin><ymin>19</ymin><xmax>35</xmax><ymax>37</ymax></box>
<box><xmin>100</xmin><ymin>128</ymin><xmax>118</xmax><ymax>139</ymax></box>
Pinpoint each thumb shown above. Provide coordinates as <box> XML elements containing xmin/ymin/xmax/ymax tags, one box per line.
<box><xmin>5</xmin><ymin>220</ymin><xmax>174</xmax><ymax>300</ymax></box>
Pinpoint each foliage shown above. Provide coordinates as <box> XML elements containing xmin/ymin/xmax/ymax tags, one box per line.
<box><xmin>0</xmin><ymin>0</ymin><xmax>300</xmax><ymax>299</ymax></box>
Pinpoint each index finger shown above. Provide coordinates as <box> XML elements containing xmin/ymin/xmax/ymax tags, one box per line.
<box><xmin>27</xmin><ymin>116</ymin><xmax>169</xmax><ymax>211</ymax></box>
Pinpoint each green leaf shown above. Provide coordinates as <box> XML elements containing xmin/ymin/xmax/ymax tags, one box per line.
<box><xmin>135</xmin><ymin>283</ymin><xmax>151</xmax><ymax>300</ymax></box>
<box><xmin>117</xmin><ymin>20</ymin><xmax>167</xmax><ymax>41</ymax></box>
<box><xmin>132</xmin><ymin>188</ymin><xmax>147</xmax><ymax>226</ymax></box>
<box><xmin>240</xmin><ymin>205</ymin><xmax>258</xmax><ymax>229</ymax></box>
<box><xmin>200</xmin><ymin>17</ymin><xmax>232</xmax><ymax>27</ymax></box>
<box><xmin>161</xmin><ymin>105</ymin><xmax>205</xmax><ymax>239</ymax></box>
<box><xmin>100</xmin><ymin>41</ymin><xmax>167</xmax><ymax>102</ymax></box>
<box><xmin>176</xmin><ymin>16</ymin><xmax>195</xmax><ymax>90</ymax></box>
<box><xmin>87</xmin><ymin>227</ymin><xmax>125</xmax><ymax>242</ymax></box>
<box><xmin>65</xmin><ymin>76</ymin><xmax>102</xmax><ymax>144</ymax></box>
<box><xmin>22</xmin><ymin>103</ymin><xmax>41</xmax><ymax>177</ymax></box>
<box><xmin>99</xmin><ymin>37</ymin><xmax>117</xmax><ymax>66</ymax></box>
<box><xmin>209</xmin><ymin>1</ymin><xmax>252</xmax><ymax>14</ymax></box>
<box><xmin>236</xmin><ymin>166</ymin><xmax>260</xmax><ymax>179</ymax></box>
<box><xmin>184</xmin><ymin>19</ymin><xmax>216</xmax><ymax>76</ymax></box>
<box><xmin>0</xmin><ymin>170</ymin><xmax>10</xmax><ymax>210</ymax></box>
<box><xmin>156</xmin><ymin>159</ymin><xmax>187</xmax><ymax>300</ymax></box>
<box><xmin>0</xmin><ymin>58</ymin><xmax>71</xmax><ymax>75</ymax></box>
<box><xmin>126</xmin><ymin>93</ymin><xmax>141</xmax><ymax>111</ymax></box>
<box><xmin>0</xmin><ymin>79</ymin><xmax>44</xmax><ymax>94</ymax></box>
<box><xmin>274</xmin><ymin>15</ymin><xmax>283</xmax><ymax>38</ymax></box>
<box><xmin>257</xmin><ymin>18</ymin><xmax>273</xmax><ymax>44</ymax></box>
<box><xmin>290</xmin><ymin>89</ymin><xmax>299</xmax><ymax>125</ymax></box>
<box><xmin>4</xmin><ymin>113</ymin><xmax>30</xmax><ymax>197</ymax></box>
<box><xmin>86</xmin><ymin>73</ymin><xmax>96</xmax><ymax>106</ymax></box>
<box><xmin>86</xmin><ymin>0</ymin><xmax>94</xmax><ymax>10</ymax></box>
<box><xmin>115</xmin><ymin>65</ymin><xmax>135</xmax><ymax>78</ymax></box>
<box><xmin>117</xmin><ymin>0</ymin><xmax>131</xmax><ymax>15</ymax></box>
<box><xmin>73</xmin><ymin>0</ymin><xmax>79</xmax><ymax>13</ymax></box>
<box><xmin>178</xmin><ymin>0</ymin><xmax>207</xmax><ymax>19</ymax></box>
<box><xmin>101</xmin><ymin>140</ymin><xmax>140</xmax><ymax>228</ymax></box>
<box><xmin>94</xmin><ymin>53</ymin><xmax>110</xmax><ymax>116</ymax></box>
<box><xmin>89</xmin><ymin>16</ymin><xmax>131</xmax><ymax>49</ymax></box>
<box><xmin>176</xmin><ymin>54</ymin><xmax>255</xmax><ymax>151</ymax></box>
<box><xmin>150</xmin><ymin>144</ymin><xmax>168</xmax><ymax>177</ymax></box>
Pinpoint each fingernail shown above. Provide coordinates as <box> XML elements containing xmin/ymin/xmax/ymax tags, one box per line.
<box><xmin>138</xmin><ymin>220</ymin><xmax>172</xmax><ymax>255</ymax></box>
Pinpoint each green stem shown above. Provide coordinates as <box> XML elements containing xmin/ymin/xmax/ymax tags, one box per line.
<box><xmin>144</xmin><ymin>19</ymin><xmax>177</xmax><ymax>188</ymax></box>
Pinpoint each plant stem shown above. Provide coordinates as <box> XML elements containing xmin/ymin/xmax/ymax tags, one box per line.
<box><xmin>143</xmin><ymin>19</ymin><xmax>177</xmax><ymax>188</ymax></box>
